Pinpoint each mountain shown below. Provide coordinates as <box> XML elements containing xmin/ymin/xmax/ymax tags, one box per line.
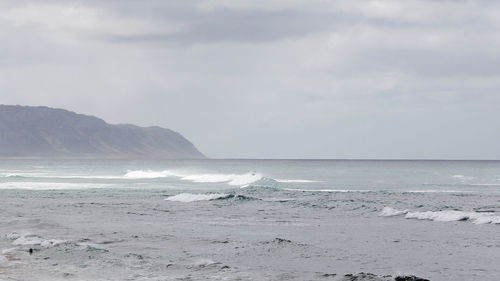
<box><xmin>0</xmin><ymin>105</ymin><xmax>205</xmax><ymax>159</ymax></box>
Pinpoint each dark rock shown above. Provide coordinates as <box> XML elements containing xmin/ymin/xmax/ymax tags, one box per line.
<box><xmin>0</xmin><ymin>105</ymin><xmax>205</xmax><ymax>159</ymax></box>
<box><xmin>274</xmin><ymin>237</ymin><xmax>292</xmax><ymax>243</ymax></box>
<box><xmin>337</xmin><ymin>273</ymin><xmax>430</xmax><ymax>281</ymax></box>
<box><xmin>341</xmin><ymin>272</ymin><xmax>382</xmax><ymax>281</ymax></box>
<box><xmin>395</xmin><ymin>276</ymin><xmax>430</xmax><ymax>281</ymax></box>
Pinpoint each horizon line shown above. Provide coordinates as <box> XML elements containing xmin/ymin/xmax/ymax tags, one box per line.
<box><xmin>1</xmin><ymin>157</ymin><xmax>499</xmax><ymax>161</ymax></box>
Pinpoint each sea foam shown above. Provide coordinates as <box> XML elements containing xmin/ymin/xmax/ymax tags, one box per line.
<box><xmin>124</xmin><ymin>170</ymin><xmax>175</xmax><ymax>179</ymax></box>
<box><xmin>0</xmin><ymin>182</ymin><xmax>111</xmax><ymax>190</ymax></box>
<box><xmin>379</xmin><ymin>206</ymin><xmax>407</xmax><ymax>216</ymax></box>
<box><xmin>164</xmin><ymin>193</ymin><xmax>231</xmax><ymax>202</ymax></box>
<box><xmin>452</xmin><ymin>174</ymin><xmax>476</xmax><ymax>181</ymax></box>
<box><xmin>180</xmin><ymin>172</ymin><xmax>262</xmax><ymax>186</ymax></box>
<box><xmin>380</xmin><ymin>207</ymin><xmax>500</xmax><ymax>224</ymax></box>
<box><xmin>11</xmin><ymin>233</ymin><xmax>66</xmax><ymax>248</ymax></box>
<box><xmin>124</xmin><ymin>169</ymin><xmax>263</xmax><ymax>186</ymax></box>
<box><xmin>275</xmin><ymin>179</ymin><xmax>320</xmax><ymax>183</ymax></box>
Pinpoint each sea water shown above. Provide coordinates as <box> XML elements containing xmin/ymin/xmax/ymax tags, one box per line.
<box><xmin>0</xmin><ymin>159</ymin><xmax>499</xmax><ymax>280</ymax></box>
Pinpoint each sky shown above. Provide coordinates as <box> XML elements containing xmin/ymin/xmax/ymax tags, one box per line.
<box><xmin>1</xmin><ymin>0</ymin><xmax>499</xmax><ymax>159</ymax></box>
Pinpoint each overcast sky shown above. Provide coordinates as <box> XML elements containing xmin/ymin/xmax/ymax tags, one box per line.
<box><xmin>1</xmin><ymin>0</ymin><xmax>499</xmax><ymax>159</ymax></box>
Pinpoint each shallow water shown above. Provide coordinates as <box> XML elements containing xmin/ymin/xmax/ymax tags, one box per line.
<box><xmin>1</xmin><ymin>159</ymin><xmax>499</xmax><ymax>280</ymax></box>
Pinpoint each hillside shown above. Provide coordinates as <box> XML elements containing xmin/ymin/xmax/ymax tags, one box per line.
<box><xmin>0</xmin><ymin>105</ymin><xmax>205</xmax><ymax>159</ymax></box>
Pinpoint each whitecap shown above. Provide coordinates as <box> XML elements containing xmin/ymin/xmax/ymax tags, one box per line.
<box><xmin>452</xmin><ymin>174</ymin><xmax>476</xmax><ymax>181</ymax></box>
<box><xmin>1</xmin><ymin>174</ymin><xmax>25</xmax><ymax>178</ymax></box>
<box><xmin>275</xmin><ymin>179</ymin><xmax>321</xmax><ymax>183</ymax></box>
<box><xmin>181</xmin><ymin>172</ymin><xmax>262</xmax><ymax>186</ymax></box>
<box><xmin>11</xmin><ymin>233</ymin><xmax>66</xmax><ymax>248</ymax></box>
<box><xmin>381</xmin><ymin>207</ymin><xmax>500</xmax><ymax>225</ymax></box>
<box><xmin>164</xmin><ymin>193</ymin><xmax>230</xmax><ymax>203</ymax></box>
<box><xmin>123</xmin><ymin>170</ymin><xmax>263</xmax><ymax>186</ymax></box>
<box><xmin>0</xmin><ymin>182</ymin><xmax>112</xmax><ymax>190</ymax></box>
<box><xmin>405</xmin><ymin>210</ymin><xmax>500</xmax><ymax>224</ymax></box>
<box><xmin>379</xmin><ymin>207</ymin><xmax>407</xmax><ymax>217</ymax></box>
<box><xmin>123</xmin><ymin>170</ymin><xmax>175</xmax><ymax>179</ymax></box>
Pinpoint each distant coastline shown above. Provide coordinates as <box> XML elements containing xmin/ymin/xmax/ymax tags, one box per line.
<box><xmin>0</xmin><ymin>105</ymin><xmax>205</xmax><ymax>159</ymax></box>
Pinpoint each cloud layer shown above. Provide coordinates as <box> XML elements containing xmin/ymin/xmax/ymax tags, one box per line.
<box><xmin>1</xmin><ymin>0</ymin><xmax>499</xmax><ymax>158</ymax></box>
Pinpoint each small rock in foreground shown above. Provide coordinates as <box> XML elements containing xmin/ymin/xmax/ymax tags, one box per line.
<box><xmin>337</xmin><ymin>272</ymin><xmax>430</xmax><ymax>281</ymax></box>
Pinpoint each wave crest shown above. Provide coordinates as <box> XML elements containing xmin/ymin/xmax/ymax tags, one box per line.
<box><xmin>124</xmin><ymin>170</ymin><xmax>175</xmax><ymax>179</ymax></box>
<box><xmin>164</xmin><ymin>193</ymin><xmax>231</xmax><ymax>202</ymax></box>
<box><xmin>181</xmin><ymin>172</ymin><xmax>262</xmax><ymax>186</ymax></box>
<box><xmin>124</xmin><ymin>169</ymin><xmax>263</xmax><ymax>186</ymax></box>
<box><xmin>380</xmin><ymin>207</ymin><xmax>500</xmax><ymax>224</ymax></box>
<box><xmin>11</xmin><ymin>233</ymin><xmax>66</xmax><ymax>248</ymax></box>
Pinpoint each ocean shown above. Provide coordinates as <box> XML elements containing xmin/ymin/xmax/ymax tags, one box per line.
<box><xmin>0</xmin><ymin>159</ymin><xmax>499</xmax><ymax>280</ymax></box>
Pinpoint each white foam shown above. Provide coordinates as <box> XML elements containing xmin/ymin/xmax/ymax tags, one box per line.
<box><xmin>12</xmin><ymin>234</ymin><xmax>66</xmax><ymax>248</ymax></box>
<box><xmin>0</xmin><ymin>182</ymin><xmax>111</xmax><ymax>190</ymax></box>
<box><xmin>164</xmin><ymin>193</ymin><xmax>230</xmax><ymax>202</ymax></box>
<box><xmin>275</xmin><ymin>179</ymin><xmax>321</xmax><ymax>183</ymax></box>
<box><xmin>1</xmin><ymin>173</ymin><xmax>23</xmax><ymax>178</ymax></box>
<box><xmin>1</xmin><ymin>173</ymin><xmax>121</xmax><ymax>180</ymax></box>
<box><xmin>123</xmin><ymin>170</ymin><xmax>262</xmax><ymax>186</ymax></box>
<box><xmin>380</xmin><ymin>207</ymin><xmax>500</xmax><ymax>225</ymax></box>
<box><xmin>452</xmin><ymin>174</ymin><xmax>476</xmax><ymax>181</ymax></box>
<box><xmin>123</xmin><ymin>170</ymin><xmax>175</xmax><ymax>179</ymax></box>
<box><xmin>181</xmin><ymin>172</ymin><xmax>262</xmax><ymax>186</ymax></box>
<box><xmin>0</xmin><ymin>172</ymin><xmax>46</xmax><ymax>178</ymax></box>
<box><xmin>379</xmin><ymin>207</ymin><xmax>407</xmax><ymax>217</ymax></box>
<box><xmin>42</xmin><ymin>175</ymin><xmax>122</xmax><ymax>179</ymax></box>
<box><xmin>405</xmin><ymin>210</ymin><xmax>469</xmax><ymax>222</ymax></box>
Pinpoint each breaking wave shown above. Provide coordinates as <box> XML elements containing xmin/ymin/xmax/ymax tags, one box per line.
<box><xmin>8</xmin><ymin>233</ymin><xmax>66</xmax><ymax>248</ymax></box>
<box><xmin>123</xmin><ymin>169</ymin><xmax>322</xmax><ymax>187</ymax></box>
<box><xmin>380</xmin><ymin>207</ymin><xmax>500</xmax><ymax>224</ymax></box>
<box><xmin>124</xmin><ymin>170</ymin><xmax>175</xmax><ymax>179</ymax></box>
<box><xmin>0</xmin><ymin>173</ymin><xmax>28</xmax><ymax>178</ymax></box>
<box><xmin>164</xmin><ymin>193</ymin><xmax>232</xmax><ymax>202</ymax></box>
<box><xmin>180</xmin><ymin>172</ymin><xmax>263</xmax><ymax>186</ymax></box>
<box><xmin>0</xmin><ymin>182</ymin><xmax>112</xmax><ymax>190</ymax></box>
<box><xmin>452</xmin><ymin>174</ymin><xmax>476</xmax><ymax>181</ymax></box>
<box><xmin>275</xmin><ymin>179</ymin><xmax>321</xmax><ymax>183</ymax></box>
<box><xmin>123</xmin><ymin>170</ymin><xmax>267</xmax><ymax>187</ymax></box>
<box><xmin>379</xmin><ymin>207</ymin><xmax>407</xmax><ymax>217</ymax></box>
<box><xmin>0</xmin><ymin>169</ymin><xmax>322</xmax><ymax>189</ymax></box>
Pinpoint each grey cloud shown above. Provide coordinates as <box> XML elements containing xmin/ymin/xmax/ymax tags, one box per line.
<box><xmin>100</xmin><ymin>10</ymin><xmax>343</xmax><ymax>45</ymax></box>
<box><xmin>1</xmin><ymin>0</ymin><xmax>500</xmax><ymax>159</ymax></box>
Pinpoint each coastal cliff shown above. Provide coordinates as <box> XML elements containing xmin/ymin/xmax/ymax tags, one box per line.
<box><xmin>0</xmin><ymin>105</ymin><xmax>205</xmax><ymax>159</ymax></box>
